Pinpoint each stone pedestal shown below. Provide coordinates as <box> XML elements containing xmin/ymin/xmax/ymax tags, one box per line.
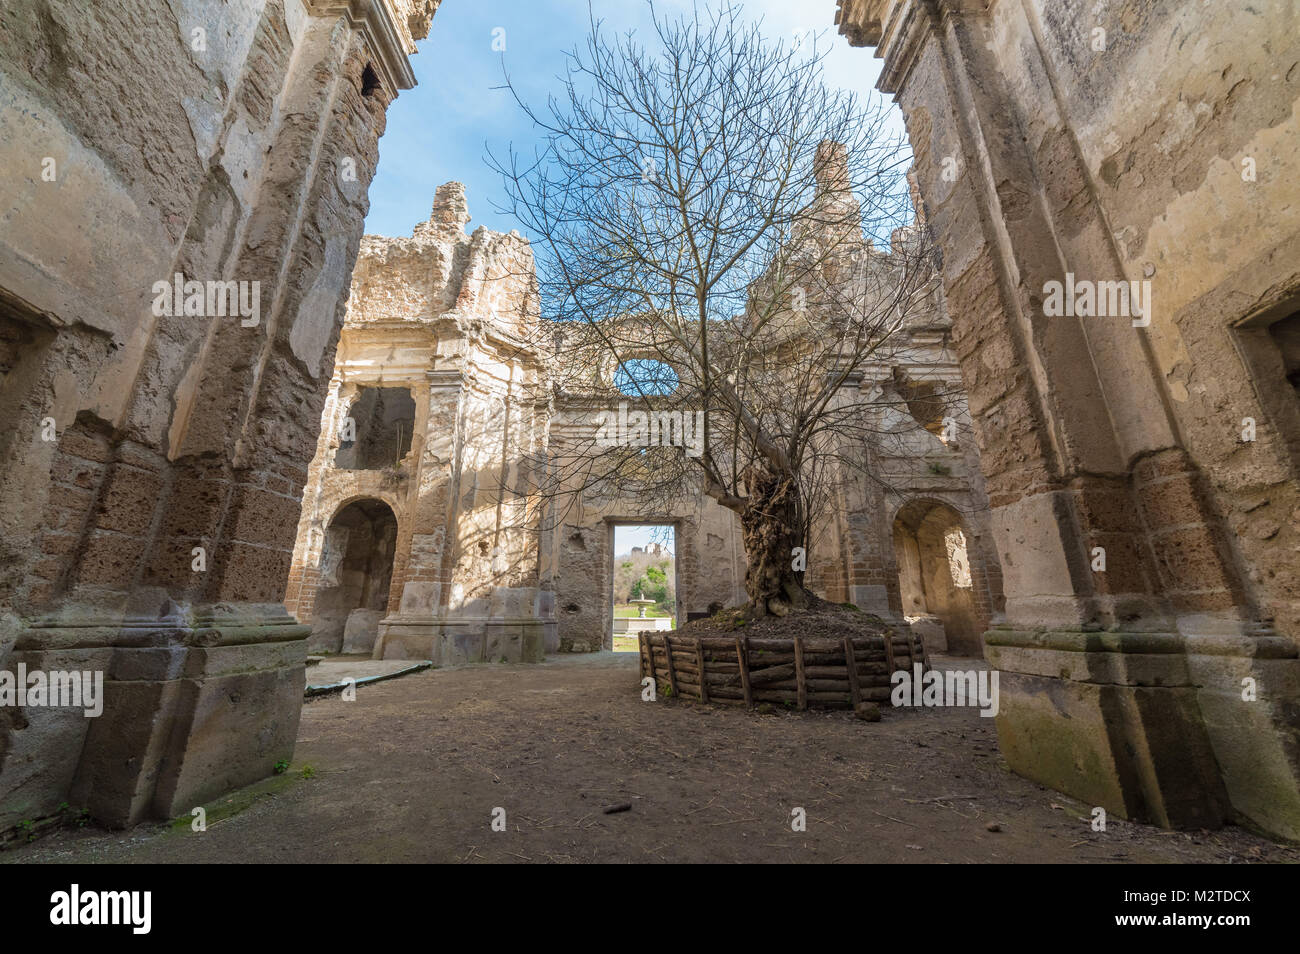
<box><xmin>613</xmin><ymin>617</ymin><xmax>672</xmax><ymax>634</ymax></box>
<box><xmin>2</xmin><ymin>604</ymin><xmax>307</xmax><ymax>830</ymax></box>
<box><xmin>986</xmin><ymin>628</ymin><xmax>1300</xmax><ymax>839</ymax></box>
<box><xmin>374</xmin><ymin>616</ymin><xmax>550</xmax><ymax>664</ymax></box>
<box><xmin>342</xmin><ymin>608</ymin><xmax>384</xmax><ymax>655</ymax></box>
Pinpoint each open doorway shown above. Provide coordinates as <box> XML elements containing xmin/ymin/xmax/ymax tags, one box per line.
<box><xmin>611</xmin><ymin>524</ymin><xmax>676</xmax><ymax>653</ymax></box>
<box><xmin>892</xmin><ymin>500</ymin><xmax>981</xmax><ymax>657</ymax></box>
<box><xmin>308</xmin><ymin>498</ymin><xmax>398</xmax><ymax>655</ymax></box>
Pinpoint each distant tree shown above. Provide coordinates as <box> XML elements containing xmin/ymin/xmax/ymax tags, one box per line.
<box><xmin>626</xmin><ymin>558</ymin><xmax>673</xmax><ymax>612</ymax></box>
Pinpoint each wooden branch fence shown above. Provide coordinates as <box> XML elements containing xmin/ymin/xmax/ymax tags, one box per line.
<box><xmin>639</xmin><ymin>630</ymin><xmax>929</xmax><ymax>710</ymax></box>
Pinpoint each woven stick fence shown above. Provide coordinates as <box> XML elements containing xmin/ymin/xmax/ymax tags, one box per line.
<box><xmin>639</xmin><ymin>630</ymin><xmax>929</xmax><ymax>710</ymax></box>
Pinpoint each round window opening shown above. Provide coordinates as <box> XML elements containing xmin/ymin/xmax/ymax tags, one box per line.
<box><xmin>614</xmin><ymin>358</ymin><xmax>679</xmax><ymax>396</ymax></box>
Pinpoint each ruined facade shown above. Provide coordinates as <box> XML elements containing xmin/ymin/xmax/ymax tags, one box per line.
<box><xmin>287</xmin><ymin>180</ymin><xmax>1003</xmax><ymax>657</ymax></box>
<box><xmin>792</xmin><ymin>209</ymin><xmax>1004</xmax><ymax>655</ymax></box>
<box><xmin>285</xmin><ymin>185</ymin><xmax>746</xmax><ymax>658</ymax></box>
<box><xmin>14</xmin><ymin>0</ymin><xmax>1279</xmax><ymax>848</ymax></box>
<box><xmin>0</xmin><ymin>0</ymin><xmax>437</xmax><ymax>829</ymax></box>
<box><xmin>801</xmin><ymin>308</ymin><xmax>1004</xmax><ymax>658</ymax></box>
<box><xmin>285</xmin><ymin>183</ymin><xmax>554</xmax><ymax>665</ymax></box>
<box><xmin>836</xmin><ymin>0</ymin><xmax>1300</xmax><ymax>838</ymax></box>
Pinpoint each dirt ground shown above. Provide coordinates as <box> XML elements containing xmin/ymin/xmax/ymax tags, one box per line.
<box><xmin>4</xmin><ymin>653</ymin><xmax>1296</xmax><ymax>864</ymax></box>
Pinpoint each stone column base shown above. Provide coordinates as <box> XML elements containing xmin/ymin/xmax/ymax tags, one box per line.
<box><xmin>375</xmin><ymin>616</ymin><xmax>551</xmax><ymax>665</ymax></box>
<box><xmin>1</xmin><ymin>603</ymin><xmax>308</xmax><ymax>830</ymax></box>
<box><xmin>985</xmin><ymin>627</ymin><xmax>1300</xmax><ymax>840</ymax></box>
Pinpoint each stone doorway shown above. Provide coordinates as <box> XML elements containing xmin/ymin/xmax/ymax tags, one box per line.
<box><xmin>610</xmin><ymin>524</ymin><xmax>677</xmax><ymax>653</ymax></box>
<box><xmin>892</xmin><ymin>500</ymin><xmax>981</xmax><ymax>657</ymax></box>
<box><xmin>308</xmin><ymin>498</ymin><xmax>399</xmax><ymax>656</ymax></box>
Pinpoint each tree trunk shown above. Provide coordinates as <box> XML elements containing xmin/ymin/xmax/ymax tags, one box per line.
<box><xmin>740</xmin><ymin>465</ymin><xmax>808</xmax><ymax>616</ymax></box>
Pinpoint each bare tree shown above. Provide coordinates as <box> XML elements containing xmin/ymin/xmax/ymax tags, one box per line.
<box><xmin>491</xmin><ymin>1</ymin><xmax>949</xmax><ymax>617</ymax></box>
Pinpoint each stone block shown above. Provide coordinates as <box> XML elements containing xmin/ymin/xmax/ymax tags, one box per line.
<box><xmin>342</xmin><ymin>607</ymin><xmax>383</xmax><ymax>654</ymax></box>
<box><xmin>988</xmin><ymin>632</ymin><xmax>1234</xmax><ymax>830</ymax></box>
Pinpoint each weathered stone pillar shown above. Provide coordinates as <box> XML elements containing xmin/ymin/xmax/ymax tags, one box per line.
<box><xmin>836</xmin><ymin>0</ymin><xmax>1300</xmax><ymax>837</ymax></box>
<box><xmin>375</xmin><ymin>368</ymin><xmax>464</xmax><ymax>657</ymax></box>
<box><xmin>0</xmin><ymin>0</ymin><xmax>432</xmax><ymax>829</ymax></box>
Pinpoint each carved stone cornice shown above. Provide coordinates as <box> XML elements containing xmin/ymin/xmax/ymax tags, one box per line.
<box><xmin>834</xmin><ymin>0</ymin><xmax>890</xmax><ymax>47</ymax></box>
<box><xmin>307</xmin><ymin>0</ymin><xmax>420</xmax><ymax>93</ymax></box>
<box><xmin>834</xmin><ymin>0</ymin><xmax>935</xmax><ymax>96</ymax></box>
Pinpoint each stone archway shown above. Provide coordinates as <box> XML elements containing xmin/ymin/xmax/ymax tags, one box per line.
<box><xmin>308</xmin><ymin>498</ymin><xmax>399</xmax><ymax>655</ymax></box>
<box><xmin>891</xmin><ymin>499</ymin><xmax>981</xmax><ymax>656</ymax></box>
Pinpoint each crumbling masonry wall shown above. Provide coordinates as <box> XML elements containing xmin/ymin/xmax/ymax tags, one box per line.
<box><xmin>287</xmin><ymin>183</ymin><xmax>555</xmax><ymax>665</ymax></box>
<box><xmin>802</xmin><ymin>308</ymin><xmax>1004</xmax><ymax>657</ymax></box>
<box><xmin>836</xmin><ymin>0</ymin><xmax>1300</xmax><ymax>838</ymax></box>
<box><xmin>0</xmin><ymin>0</ymin><xmax>437</xmax><ymax>829</ymax></box>
<box><xmin>297</xmin><ymin>183</ymin><xmax>1002</xmax><ymax>659</ymax></box>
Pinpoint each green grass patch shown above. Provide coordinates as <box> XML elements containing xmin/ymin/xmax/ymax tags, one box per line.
<box><xmin>167</xmin><ymin>763</ymin><xmax>309</xmax><ymax>833</ymax></box>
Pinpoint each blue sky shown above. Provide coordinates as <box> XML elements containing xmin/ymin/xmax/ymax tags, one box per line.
<box><xmin>615</xmin><ymin>524</ymin><xmax>675</xmax><ymax>556</ymax></box>
<box><xmin>364</xmin><ymin>0</ymin><xmax>901</xmax><ymax>239</ymax></box>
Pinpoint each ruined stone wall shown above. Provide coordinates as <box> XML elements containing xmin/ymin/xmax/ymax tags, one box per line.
<box><xmin>537</xmin><ymin>411</ymin><xmax>747</xmax><ymax>652</ymax></box>
<box><xmin>839</xmin><ymin>0</ymin><xmax>1298</xmax><ymax>638</ymax></box>
<box><xmin>289</xmin><ymin>184</ymin><xmax>555</xmax><ymax>665</ymax></box>
<box><xmin>835</xmin><ymin>0</ymin><xmax>1300</xmax><ymax>838</ymax></box>
<box><xmin>295</xmin><ymin>175</ymin><xmax>1002</xmax><ymax>660</ymax></box>
<box><xmin>542</xmin><ymin>365</ymin><xmax>997</xmax><ymax>655</ymax></box>
<box><xmin>1026</xmin><ymin>0</ymin><xmax>1299</xmax><ymax>638</ymax></box>
<box><xmin>0</xmin><ymin>0</ymin><xmax>434</xmax><ymax>829</ymax></box>
<box><xmin>802</xmin><ymin>309</ymin><xmax>1004</xmax><ymax>654</ymax></box>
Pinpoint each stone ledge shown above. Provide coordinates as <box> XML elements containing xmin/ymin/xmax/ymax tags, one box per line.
<box><xmin>986</xmin><ymin>628</ymin><xmax>1300</xmax><ymax>840</ymax></box>
<box><xmin>375</xmin><ymin>616</ymin><xmax>551</xmax><ymax>664</ymax></box>
<box><xmin>20</xmin><ymin>604</ymin><xmax>310</xmax><ymax>651</ymax></box>
<box><xmin>987</xmin><ymin>626</ymin><xmax>1296</xmax><ymax>659</ymax></box>
<box><xmin>2</xmin><ymin>605</ymin><xmax>309</xmax><ymax>830</ymax></box>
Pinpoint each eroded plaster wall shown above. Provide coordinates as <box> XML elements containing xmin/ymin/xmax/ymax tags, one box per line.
<box><xmin>288</xmin><ymin>183</ymin><xmax>554</xmax><ymax>665</ymax></box>
<box><xmin>835</xmin><ymin>0</ymin><xmax>1300</xmax><ymax>838</ymax></box>
<box><xmin>0</xmin><ymin>0</ymin><xmax>437</xmax><ymax>829</ymax></box>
